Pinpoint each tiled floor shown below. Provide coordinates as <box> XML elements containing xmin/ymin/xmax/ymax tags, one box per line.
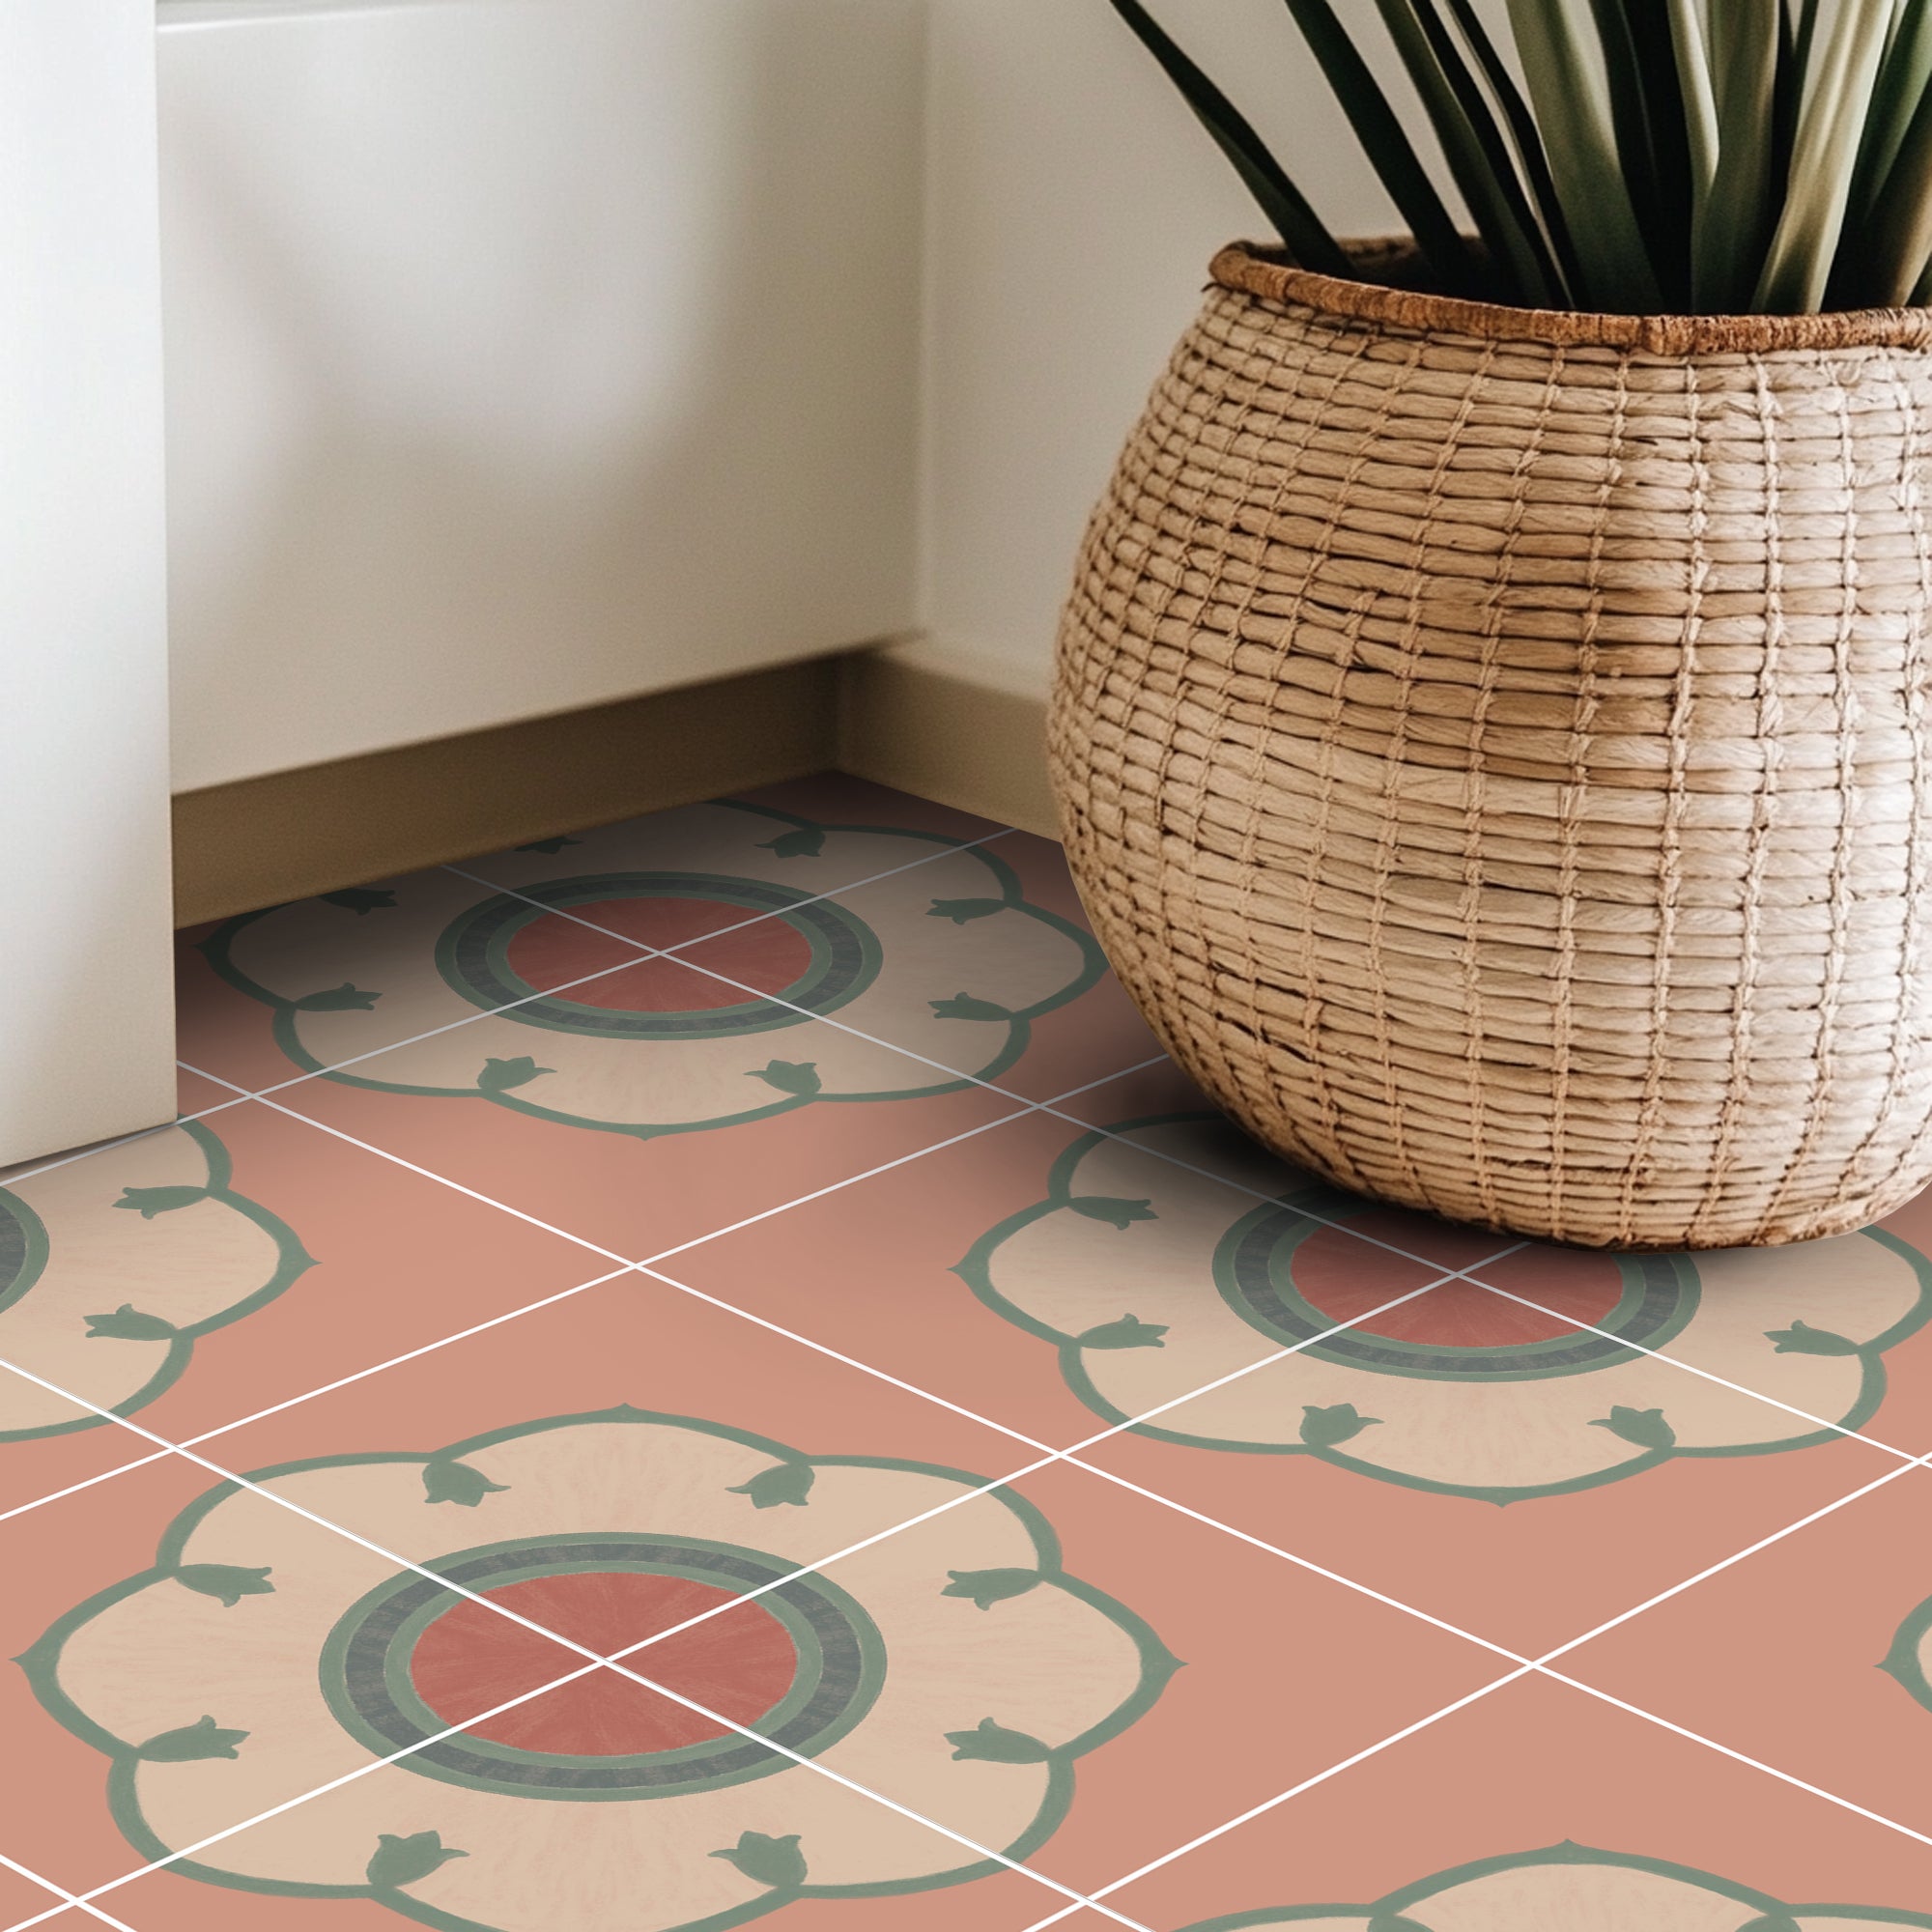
<box><xmin>3</xmin><ymin>773</ymin><xmax>1932</xmax><ymax>1930</ymax></box>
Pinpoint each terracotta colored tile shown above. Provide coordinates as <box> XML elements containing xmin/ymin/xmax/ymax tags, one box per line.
<box><xmin>1472</xmin><ymin>1218</ymin><xmax>1932</xmax><ymax>1459</ymax></box>
<box><xmin>175</xmin><ymin>1070</ymin><xmax>242</xmax><ymax>1118</ymax></box>
<box><xmin>664</xmin><ymin>1111</ymin><xmax>1442</xmax><ymax>1451</ymax></box>
<box><xmin>1052</xmin><ymin>1065</ymin><xmax>1523</xmax><ymax>1273</ymax></box>
<box><xmin>0</xmin><ymin>1863</ymin><xmax>68</xmax><ymax>1929</ymax></box>
<box><xmin>1099</xmin><ymin>1672</ymin><xmax>1932</xmax><ymax>1930</ymax></box>
<box><xmin>0</xmin><ymin>1282</ymin><xmax>1061</xmax><ymax>1924</ymax></box>
<box><xmin>270</xmin><ymin>972</ymin><xmax>1023</xmax><ymax>1259</ymax></box>
<box><xmin>1074</xmin><ymin>1253</ymin><xmax>1902</xmax><ymax>1654</ymax></box>
<box><xmin>0</xmin><ymin>1103</ymin><xmax>604</xmax><ymax>1519</ymax></box>
<box><xmin>796</xmin><ymin>1458</ymin><xmax>1505</xmax><ymax>1900</ymax></box>
<box><xmin>1558</xmin><ymin>1463</ymin><xmax>1932</xmax><ymax>1842</ymax></box>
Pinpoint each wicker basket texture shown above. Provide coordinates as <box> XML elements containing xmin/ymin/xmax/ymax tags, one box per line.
<box><xmin>1050</xmin><ymin>242</ymin><xmax>1932</xmax><ymax>1248</ymax></box>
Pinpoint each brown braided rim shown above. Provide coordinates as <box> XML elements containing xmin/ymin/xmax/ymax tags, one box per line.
<box><xmin>1212</xmin><ymin>240</ymin><xmax>1932</xmax><ymax>355</ymax></box>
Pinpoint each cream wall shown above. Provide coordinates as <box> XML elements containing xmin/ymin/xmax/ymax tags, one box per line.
<box><xmin>0</xmin><ymin>0</ymin><xmax>177</xmax><ymax>1165</ymax></box>
<box><xmin>158</xmin><ymin>0</ymin><xmax>926</xmax><ymax>792</ymax></box>
<box><xmin>917</xmin><ymin>0</ymin><xmax>1487</xmax><ymax>696</ymax></box>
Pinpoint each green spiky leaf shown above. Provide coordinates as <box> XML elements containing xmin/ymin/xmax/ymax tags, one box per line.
<box><xmin>1300</xmin><ymin>1402</ymin><xmax>1382</xmax><ymax>1448</ymax></box>
<box><xmin>84</xmin><ymin>1305</ymin><xmax>178</xmax><ymax>1342</ymax></box>
<box><xmin>366</xmin><ymin>1831</ymin><xmax>469</xmax><ymax>1889</ymax></box>
<box><xmin>114</xmin><ymin>1185</ymin><xmax>209</xmax><ymax>1220</ymax></box>
<box><xmin>710</xmin><ymin>1831</ymin><xmax>808</xmax><ymax>1889</ymax></box>
<box><xmin>945</xmin><ymin>1718</ymin><xmax>1054</xmax><ymax>1763</ymax></box>
<box><xmin>296</xmin><ymin>983</ymin><xmax>381</xmax><ymax>1013</ymax></box>
<box><xmin>478</xmin><ymin>1055</ymin><xmax>553</xmax><ymax>1094</ymax></box>
<box><xmin>1067</xmin><ymin>1196</ymin><xmax>1157</xmax><ymax>1230</ymax></box>
<box><xmin>175</xmin><ymin>1564</ymin><xmax>273</xmax><ymax>1608</ymax></box>
<box><xmin>421</xmin><ymin>1459</ymin><xmax>509</xmax><ymax>1507</ymax></box>
<box><xmin>321</xmin><ymin>888</ymin><xmax>398</xmax><ymax>915</ymax></box>
<box><xmin>728</xmin><ymin>1462</ymin><xmax>815</xmax><ymax>1509</ymax></box>
<box><xmin>942</xmin><ymin>1568</ymin><xmax>1044</xmax><ymax>1610</ymax></box>
<box><xmin>1589</xmin><ymin>1405</ymin><xmax>1677</xmax><ymax>1451</ymax></box>
<box><xmin>1078</xmin><ymin>1314</ymin><xmax>1169</xmax><ymax>1350</ymax></box>
<box><xmin>929</xmin><ymin>897</ymin><xmax>1009</xmax><ymax>925</ymax></box>
<box><xmin>759</xmin><ymin>827</ymin><xmax>826</xmax><ymax>860</ymax></box>
<box><xmin>138</xmin><ymin>1716</ymin><xmax>248</xmax><ymax>1762</ymax></box>
<box><xmin>750</xmin><ymin>1060</ymin><xmax>822</xmax><ymax>1097</ymax></box>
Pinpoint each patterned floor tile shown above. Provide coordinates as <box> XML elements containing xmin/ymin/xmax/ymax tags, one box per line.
<box><xmin>1461</xmin><ymin>1189</ymin><xmax>1932</xmax><ymax>1460</ymax></box>
<box><xmin>0</xmin><ymin>1103</ymin><xmax>605</xmax><ymax>1520</ymax></box>
<box><xmin>793</xmin><ymin>1457</ymin><xmax>1506</xmax><ymax>1898</ymax></box>
<box><xmin>0</xmin><ymin>1278</ymin><xmax>1057</xmax><ymax>1922</ymax></box>
<box><xmin>0</xmin><ymin>1864</ymin><xmax>68</xmax><ymax>1929</ymax></box>
<box><xmin>1090</xmin><ymin>1672</ymin><xmax>1932</xmax><ymax>1930</ymax></box>
<box><xmin>1071</xmin><ymin>1277</ymin><xmax>1899</xmax><ymax>1656</ymax></box>
<box><xmin>1556</xmin><ymin>1463</ymin><xmax>1932</xmax><ymax>1843</ymax></box>
<box><xmin>1050</xmin><ymin>1064</ymin><xmax>1524</xmax><ymax>1273</ymax></box>
<box><xmin>663</xmin><ymin>1110</ymin><xmax>1447</xmax><ymax>1450</ymax></box>
<box><xmin>666</xmin><ymin>831</ymin><xmax>1162</xmax><ymax>1103</ymax></box>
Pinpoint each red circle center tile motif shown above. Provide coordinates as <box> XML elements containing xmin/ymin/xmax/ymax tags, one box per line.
<box><xmin>410</xmin><ymin>1572</ymin><xmax>800</xmax><ymax>1755</ymax></box>
<box><xmin>1293</xmin><ymin>1231</ymin><xmax>1623</xmax><ymax>1346</ymax></box>
<box><xmin>504</xmin><ymin>900</ymin><xmax>813</xmax><ymax>1012</ymax></box>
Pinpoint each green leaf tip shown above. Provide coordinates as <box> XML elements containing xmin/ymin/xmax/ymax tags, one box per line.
<box><xmin>321</xmin><ymin>888</ymin><xmax>398</xmax><ymax>914</ymax></box>
<box><xmin>478</xmin><ymin>1055</ymin><xmax>554</xmax><ymax>1094</ymax></box>
<box><xmin>1766</xmin><ymin>1319</ymin><xmax>1861</xmax><ymax>1356</ymax></box>
<box><xmin>1589</xmin><ymin>1405</ymin><xmax>1678</xmax><ymax>1451</ymax></box>
<box><xmin>945</xmin><ymin>1718</ymin><xmax>1053</xmax><ymax>1763</ymax></box>
<box><xmin>930</xmin><ymin>992</ymin><xmax>1012</xmax><ymax>1023</ymax></box>
<box><xmin>710</xmin><ymin>1831</ymin><xmax>808</xmax><ymax>1889</ymax></box>
<box><xmin>1067</xmin><ymin>1195</ymin><xmax>1157</xmax><ymax>1230</ymax></box>
<box><xmin>928</xmin><ymin>896</ymin><xmax>1009</xmax><ymax>925</ymax></box>
<box><xmin>296</xmin><ymin>983</ymin><xmax>381</xmax><ymax>1012</ymax></box>
<box><xmin>366</xmin><ymin>1830</ymin><xmax>469</xmax><ymax>1889</ymax></box>
<box><xmin>1079</xmin><ymin>1314</ymin><xmax>1169</xmax><ymax>1351</ymax></box>
<box><xmin>728</xmin><ymin>1462</ymin><xmax>815</xmax><ymax>1509</ymax></box>
<box><xmin>114</xmin><ymin>1185</ymin><xmax>210</xmax><ymax>1220</ymax></box>
<box><xmin>421</xmin><ymin>1459</ymin><xmax>509</xmax><ymax>1507</ymax></box>
<box><xmin>750</xmin><ymin>1060</ymin><xmax>823</xmax><ymax>1097</ymax></box>
<box><xmin>176</xmin><ymin>1564</ymin><xmax>273</xmax><ymax>1608</ymax></box>
<box><xmin>759</xmin><ymin>827</ymin><xmax>826</xmax><ymax>860</ymax></box>
<box><xmin>1299</xmin><ymin>1402</ymin><xmax>1382</xmax><ymax>1448</ymax></box>
<box><xmin>137</xmin><ymin>1715</ymin><xmax>249</xmax><ymax>1762</ymax></box>
<box><xmin>942</xmin><ymin>1567</ymin><xmax>1044</xmax><ymax>1610</ymax></box>
<box><xmin>84</xmin><ymin>1304</ymin><xmax>179</xmax><ymax>1341</ymax></box>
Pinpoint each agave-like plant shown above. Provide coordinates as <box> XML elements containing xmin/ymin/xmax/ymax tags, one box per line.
<box><xmin>1112</xmin><ymin>0</ymin><xmax>1932</xmax><ymax>315</ymax></box>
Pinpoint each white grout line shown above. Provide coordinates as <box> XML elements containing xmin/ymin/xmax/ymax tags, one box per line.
<box><xmin>1472</xmin><ymin>1275</ymin><xmax>1924</xmax><ymax>1464</ymax></box>
<box><xmin>1023</xmin><ymin>1666</ymin><xmax>1539</xmax><ymax>1928</ymax></box>
<box><xmin>0</xmin><ymin>1849</ymin><xmax>141</xmax><ymax>1932</ymax></box>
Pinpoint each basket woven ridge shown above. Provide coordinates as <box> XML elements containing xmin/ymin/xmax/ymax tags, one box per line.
<box><xmin>1050</xmin><ymin>242</ymin><xmax>1932</xmax><ymax>1249</ymax></box>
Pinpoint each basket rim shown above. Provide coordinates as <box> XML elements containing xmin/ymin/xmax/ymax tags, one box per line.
<box><xmin>1212</xmin><ymin>240</ymin><xmax>1932</xmax><ymax>355</ymax></box>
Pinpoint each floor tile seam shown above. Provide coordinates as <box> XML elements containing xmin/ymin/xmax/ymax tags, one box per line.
<box><xmin>0</xmin><ymin>1847</ymin><xmax>136</xmax><ymax>1932</ymax></box>
<box><xmin>1042</xmin><ymin>1663</ymin><xmax>1539</xmax><ymax>1924</ymax></box>
<box><xmin>1468</xmin><ymin>1275</ymin><xmax>1924</xmax><ymax>1464</ymax></box>
<box><xmin>0</xmin><ymin>1263</ymin><xmax>639</xmax><ymax>1526</ymax></box>
<box><xmin>0</xmin><ymin>1087</ymin><xmax>264</xmax><ymax>1195</ymax></box>
<box><xmin>438</xmin><ymin>821</ymin><xmax>1017</xmax><ymax>969</ymax></box>
<box><xmin>1536</xmin><ymin>1666</ymin><xmax>1932</xmax><ymax>1851</ymax></box>
<box><xmin>655</xmin><ymin>946</ymin><xmax>1529</xmax><ymax>1282</ymax></box>
<box><xmin>0</xmin><ymin>1353</ymin><xmax>1135</xmax><ymax>1929</ymax></box>
<box><xmin>1529</xmin><ymin>1456</ymin><xmax>1929</xmax><ymax>1669</ymax></box>
<box><xmin>183</xmin><ymin>944</ymin><xmax>675</xmax><ymax>1112</ymax></box>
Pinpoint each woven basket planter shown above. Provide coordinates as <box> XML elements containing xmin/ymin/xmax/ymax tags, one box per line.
<box><xmin>1051</xmin><ymin>241</ymin><xmax>1932</xmax><ymax>1250</ymax></box>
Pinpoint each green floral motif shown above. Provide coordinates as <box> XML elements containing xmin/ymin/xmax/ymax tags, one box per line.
<box><xmin>196</xmin><ymin>801</ymin><xmax>1107</xmax><ymax>1142</ymax></box>
<box><xmin>1173</xmin><ymin>1843</ymin><xmax>1932</xmax><ymax>1927</ymax></box>
<box><xmin>20</xmin><ymin>1406</ymin><xmax>1179</xmax><ymax>1932</ymax></box>
<box><xmin>0</xmin><ymin>1121</ymin><xmax>313</xmax><ymax>1447</ymax></box>
<box><xmin>956</xmin><ymin>1113</ymin><xmax>1932</xmax><ymax>1504</ymax></box>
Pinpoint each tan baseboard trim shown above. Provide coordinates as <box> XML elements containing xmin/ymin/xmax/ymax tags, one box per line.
<box><xmin>174</xmin><ymin>657</ymin><xmax>843</xmax><ymax>926</ymax></box>
<box><xmin>837</xmin><ymin>642</ymin><xmax>1055</xmax><ymax>837</ymax></box>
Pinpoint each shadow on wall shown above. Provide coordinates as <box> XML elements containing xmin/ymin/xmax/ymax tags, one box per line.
<box><xmin>158</xmin><ymin>0</ymin><xmax>923</xmax><ymax>793</ymax></box>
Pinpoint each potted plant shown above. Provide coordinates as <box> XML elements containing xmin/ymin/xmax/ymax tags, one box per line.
<box><xmin>1052</xmin><ymin>0</ymin><xmax>1932</xmax><ymax>1249</ymax></box>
